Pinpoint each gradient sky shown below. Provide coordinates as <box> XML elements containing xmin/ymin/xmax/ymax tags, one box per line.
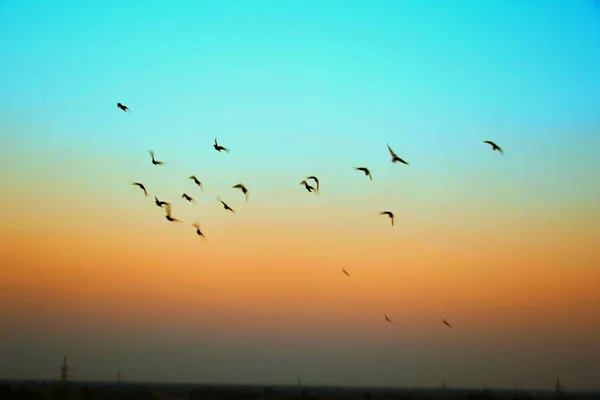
<box><xmin>1</xmin><ymin>0</ymin><xmax>600</xmax><ymax>391</ymax></box>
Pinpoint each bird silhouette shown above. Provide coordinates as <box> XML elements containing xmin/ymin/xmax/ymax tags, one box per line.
<box><xmin>164</xmin><ymin>204</ymin><xmax>181</xmax><ymax>223</ymax></box>
<box><xmin>132</xmin><ymin>182</ymin><xmax>147</xmax><ymax>197</ymax></box>
<box><xmin>387</xmin><ymin>143</ymin><xmax>409</xmax><ymax>165</ymax></box>
<box><xmin>148</xmin><ymin>150</ymin><xmax>165</xmax><ymax>166</ymax></box>
<box><xmin>154</xmin><ymin>196</ymin><xmax>170</xmax><ymax>208</ymax></box>
<box><xmin>232</xmin><ymin>183</ymin><xmax>249</xmax><ymax>202</ymax></box>
<box><xmin>354</xmin><ymin>167</ymin><xmax>372</xmax><ymax>180</ymax></box>
<box><xmin>379</xmin><ymin>211</ymin><xmax>394</xmax><ymax>226</ymax></box>
<box><xmin>117</xmin><ymin>103</ymin><xmax>129</xmax><ymax>112</ymax></box>
<box><xmin>213</xmin><ymin>138</ymin><xmax>229</xmax><ymax>153</ymax></box>
<box><xmin>182</xmin><ymin>193</ymin><xmax>195</xmax><ymax>203</ymax></box>
<box><xmin>442</xmin><ymin>318</ymin><xmax>452</xmax><ymax>328</ymax></box>
<box><xmin>299</xmin><ymin>180</ymin><xmax>315</xmax><ymax>193</ymax></box>
<box><xmin>342</xmin><ymin>267</ymin><xmax>351</xmax><ymax>277</ymax></box>
<box><xmin>217</xmin><ymin>196</ymin><xmax>235</xmax><ymax>213</ymax></box>
<box><xmin>384</xmin><ymin>314</ymin><xmax>392</xmax><ymax>323</ymax></box>
<box><xmin>189</xmin><ymin>175</ymin><xmax>203</xmax><ymax>191</ymax></box>
<box><xmin>306</xmin><ymin>176</ymin><xmax>320</xmax><ymax>191</ymax></box>
<box><xmin>483</xmin><ymin>140</ymin><xmax>504</xmax><ymax>154</ymax></box>
<box><xmin>192</xmin><ymin>222</ymin><xmax>206</xmax><ymax>239</ymax></box>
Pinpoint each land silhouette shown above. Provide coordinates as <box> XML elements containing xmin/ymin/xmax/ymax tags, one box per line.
<box><xmin>0</xmin><ymin>379</ymin><xmax>595</xmax><ymax>400</ymax></box>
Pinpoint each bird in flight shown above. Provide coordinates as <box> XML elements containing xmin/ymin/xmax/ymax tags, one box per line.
<box><xmin>483</xmin><ymin>140</ymin><xmax>504</xmax><ymax>154</ymax></box>
<box><xmin>148</xmin><ymin>150</ymin><xmax>165</xmax><ymax>166</ymax></box>
<box><xmin>217</xmin><ymin>197</ymin><xmax>235</xmax><ymax>213</ymax></box>
<box><xmin>379</xmin><ymin>211</ymin><xmax>394</xmax><ymax>226</ymax></box>
<box><xmin>117</xmin><ymin>102</ymin><xmax>129</xmax><ymax>112</ymax></box>
<box><xmin>299</xmin><ymin>180</ymin><xmax>316</xmax><ymax>193</ymax></box>
<box><xmin>192</xmin><ymin>222</ymin><xmax>206</xmax><ymax>240</ymax></box>
<box><xmin>213</xmin><ymin>138</ymin><xmax>229</xmax><ymax>153</ymax></box>
<box><xmin>232</xmin><ymin>183</ymin><xmax>249</xmax><ymax>202</ymax></box>
<box><xmin>306</xmin><ymin>176</ymin><xmax>320</xmax><ymax>191</ymax></box>
<box><xmin>131</xmin><ymin>182</ymin><xmax>147</xmax><ymax>197</ymax></box>
<box><xmin>384</xmin><ymin>314</ymin><xmax>392</xmax><ymax>323</ymax></box>
<box><xmin>341</xmin><ymin>267</ymin><xmax>351</xmax><ymax>277</ymax></box>
<box><xmin>442</xmin><ymin>318</ymin><xmax>452</xmax><ymax>328</ymax></box>
<box><xmin>182</xmin><ymin>193</ymin><xmax>195</xmax><ymax>203</ymax></box>
<box><xmin>354</xmin><ymin>167</ymin><xmax>372</xmax><ymax>180</ymax></box>
<box><xmin>189</xmin><ymin>175</ymin><xmax>203</xmax><ymax>191</ymax></box>
<box><xmin>154</xmin><ymin>196</ymin><xmax>170</xmax><ymax>208</ymax></box>
<box><xmin>164</xmin><ymin>204</ymin><xmax>181</xmax><ymax>223</ymax></box>
<box><xmin>387</xmin><ymin>144</ymin><xmax>409</xmax><ymax>165</ymax></box>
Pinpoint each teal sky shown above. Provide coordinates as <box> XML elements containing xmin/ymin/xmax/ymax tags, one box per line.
<box><xmin>1</xmin><ymin>0</ymin><xmax>600</xmax><ymax>390</ymax></box>
<box><xmin>2</xmin><ymin>0</ymin><xmax>600</xmax><ymax>207</ymax></box>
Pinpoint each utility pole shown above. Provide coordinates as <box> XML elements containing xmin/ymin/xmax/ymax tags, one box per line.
<box><xmin>117</xmin><ymin>370</ymin><xmax>122</xmax><ymax>384</ymax></box>
<box><xmin>442</xmin><ymin>378</ymin><xmax>447</xmax><ymax>390</ymax></box>
<box><xmin>555</xmin><ymin>378</ymin><xmax>562</xmax><ymax>394</ymax></box>
<box><xmin>59</xmin><ymin>356</ymin><xmax>73</xmax><ymax>400</ymax></box>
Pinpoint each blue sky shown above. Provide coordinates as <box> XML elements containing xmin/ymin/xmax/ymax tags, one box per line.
<box><xmin>2</xmin><ymin>0</ymin><xmax>599</xmax><ymax>224</ymax></box>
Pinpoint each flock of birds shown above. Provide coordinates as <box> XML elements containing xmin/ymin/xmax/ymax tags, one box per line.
<box><xmin>121</xmin><ymin>101</ymin><xmax>505</xmax><ymax>328</ymax></box>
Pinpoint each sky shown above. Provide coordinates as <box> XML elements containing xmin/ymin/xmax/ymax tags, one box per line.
<box><xmin>1</xmin><ymin>0</ymin><xmax>600</xmax><ymax>391</ymax></box>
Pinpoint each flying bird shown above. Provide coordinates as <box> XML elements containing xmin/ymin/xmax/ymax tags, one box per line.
<box><xmin>483</xmin><ymin>140</ymin><xmax>504</xmax><ymax>154</ymax></box>
<box><xmin>192</xmin><ymin>222</ymin><xmax>206</xmax><ymax>239</ymax></box>
<box><xmin>387</xmin><ymin>143</ymin><xmax>409</xmax><ymax>165</ymax></box>
<box><xmin>154</xmin><ymin>196</ymin><xmax>170</xmax><ymax>208</ymax></box>
<box><xmin>164</xmin><ymin>204</ymin><xmax>181</xmax><ymax>223</ymax></box>
<box><xmin>232</xmin><ymin>183</ymin><xmax>249</xmax><ymax>202</ymax></box>
<box><xmin>213</xmin><ymin>138</ymin><xmax>229</xmax><ymax>153</ymax></box>
<box><xmin>379</xmin><ymin>211</ymin><xmax>394</xmax><ymax>226</ymax></box>
<box><xmin>117</xmin><ymin>102</ymin><xmax>129</xmax><ymax>112</ymax></box>
<box><xmin>182</xmin><ymin>193</ymin><xmax>195</xmax><ymax>203</ymax></box>
<box><xmin>306</xmin><ymin>176</ymin><xmax>320</xmax><ymax>191</ymax></box>
<box><xmin>131</xmin><ymin>182</ymin><xmax>147</xmax><ymax>197</ymax></box>
<box><xmin>442</xmin><ymin>318</ymin><xmax>452</xmax><ymax>328</ymax></box>
<box><xmin>299</xmin><ymin>180</ymin><xmax>315</xmax><ymax>193</ymax></box>
<box><xmin>384</xmin><ymin>314</ymin><xmax>392</xmax><ymax>323</ymax></box>
<box><xmin>148</xmin><ymin>150</ymin><xmax>165</xmax><ymax>166</ymax></box>
<box><xmin>217</xmin><ymin>196</ymin><xmax>235</xmax><ymax>213</ymax></box>
<box><xmin>354</xmin><ymin>167</ymin><xmax>372</xmax><ymax>180</ymax></box>
<box><xmin>341</xmin><ymin>267</ymin><xmax>351</xmax><ymax>277</ymax></box>
<box><xmin>189</xmin><ymin>175</ymin><xmax>203</xmax><ymax>191</ymax></box>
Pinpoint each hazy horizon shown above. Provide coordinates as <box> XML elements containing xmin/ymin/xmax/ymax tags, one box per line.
<box><xmin>1</xmin><ymin>0</ymin><xmax>599</xmax><ymax>391</ymax></box>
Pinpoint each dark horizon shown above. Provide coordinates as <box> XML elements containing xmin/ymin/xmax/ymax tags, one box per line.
<box><xmin>2</xmin><ymin>378</ymin><xmax>598</xmax><ymax>394</ymax></box>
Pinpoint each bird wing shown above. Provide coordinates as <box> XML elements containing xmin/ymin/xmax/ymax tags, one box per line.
<box><xmin>149</xmin><ymin>150</ymin><xmax>155</xmax><ymax>158</ymax></box>
<box><xmin>192</xmin><ymin>222</ymin><xmax>200</xmax><ymax>229</ymax></box>
<box><xmin>387</xmin><ymin>143</ymin><xmax>397</xmax><ymax>158</ymax></box>
<box><xmin>164</xmin><ymin>203</ymin><xmax>172</xmax><ymax>216</ymax></box>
